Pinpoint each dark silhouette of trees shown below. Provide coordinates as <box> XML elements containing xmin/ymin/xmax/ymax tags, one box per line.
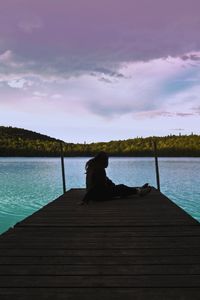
<box><xmin>0</xmin><ymin>126</ymin><xmax>200</xmax><ymax>157</ymax></box>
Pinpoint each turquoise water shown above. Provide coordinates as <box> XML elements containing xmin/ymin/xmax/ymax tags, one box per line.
<box><xmin>0</xmin><ymin>157</ymin><xmax>200</xmax><ymax>234</ymax></box>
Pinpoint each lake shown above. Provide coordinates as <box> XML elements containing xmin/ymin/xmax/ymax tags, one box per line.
<box><xmin>0</xmin><ymin>157</ymin><xmax>200</xmax><ymax>234</ymax></box>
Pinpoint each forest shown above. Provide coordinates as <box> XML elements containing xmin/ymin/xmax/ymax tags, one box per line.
<box><xmin>0</xmin><ymin>126</ymin><xmax>200</xmax><ymax>157</ymax></box>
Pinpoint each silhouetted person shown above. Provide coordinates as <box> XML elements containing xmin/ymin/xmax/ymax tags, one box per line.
<box><xmin>81</xmin><ymin>151</ymin><xmax>151</xmax><ymax>204</ymax></box>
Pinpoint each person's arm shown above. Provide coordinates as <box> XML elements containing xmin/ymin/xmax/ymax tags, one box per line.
<box><xmin>106</xmin><ymin>177</ymin><xmax>115</xmax><ymax>187</ymax></box>
<box><xmin>93</xmin><ymin>167</ymin><xmax>107</xmax><ymax>187</ymax></box>
<box><xmin>94</xmin><ymin>167</ymin><xmax>115</xmax><ymax>187</ymax></box>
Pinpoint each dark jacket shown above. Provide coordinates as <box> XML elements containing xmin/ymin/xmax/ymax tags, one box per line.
<box><xmin>86</xmin><ymin>165</ymin><xmax>115</xmax><ymax>191</ymax></box>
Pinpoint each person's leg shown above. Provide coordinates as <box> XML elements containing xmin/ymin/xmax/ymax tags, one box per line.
<box><xmin>81</xmin><ymin>184</ymin><xmax>151</xmax><ymax>204</ymax></box>
<box><xmin>112</xmin><ymin>184</ymin><xmax>138</xmax><ymax>197</ymax></box>
<box><xmin>82</xmin><ymin>187</ymin><xmax>110</xmax><ymax>203</ymax></box>
<box><xmin>111</xmin><ymin>184</ymin><xmax>151</xmax><ymax>198</ymax></box>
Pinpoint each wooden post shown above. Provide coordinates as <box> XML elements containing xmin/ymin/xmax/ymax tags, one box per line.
<box><xmin>152</xmin><ymin>140</ymin><xmax>160</xmax><ymax>191</ymax></box>
<box><xmin>60</xmin><ymin>142</ymin><xmax>66</xmax><ymax>194</ymax></box>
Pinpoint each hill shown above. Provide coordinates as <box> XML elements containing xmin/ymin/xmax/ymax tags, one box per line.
<box><xmin>0</xmin><ymin>126</ymin><xmax>63</xmax><ymax>156</ymax></box>
<box><xmin>0</xmin><ymin>126</ymin><xmax>200</xmax><ymax>157</ymax></box>
<box><xmin>0</xmin><ymin>126</ymin><xmax>58</xmax><ymax>142</ymax></box>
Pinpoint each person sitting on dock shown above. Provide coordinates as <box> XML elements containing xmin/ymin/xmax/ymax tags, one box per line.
<box><xmin>81</xmin><ymin>151</ymin><xmax>151</xmax><ymax>204</ymax></box>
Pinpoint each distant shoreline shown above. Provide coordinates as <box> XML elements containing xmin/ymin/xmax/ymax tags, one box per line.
<box><xmin>1</xmin><ymin>126</ymin><xmax>200</xmax><ymax>157</ymax></box>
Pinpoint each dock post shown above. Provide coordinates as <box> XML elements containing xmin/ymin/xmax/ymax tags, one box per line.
<box><xmin>60</xmin><ymin>142</ymin><xmax>66</xmax><ymax>194</ymax></box>
<box><xmin>152</xmin><ymin>140</ymin><xmax>161</xmax><ymax>191</ymax></box>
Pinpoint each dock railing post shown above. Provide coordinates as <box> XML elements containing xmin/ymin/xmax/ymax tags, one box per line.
<box><xmin>60</xmin><ymin>142</ymin><xmax>66</xmax><ymax>194</ymax></box>
<box><xmin>152</xmin><ymin>140</ymin><xmax>161</xmax><ymax>191</ymax></box>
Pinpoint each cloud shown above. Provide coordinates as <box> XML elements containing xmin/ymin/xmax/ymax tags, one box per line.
<box><xmin>0</xmin><ymin>50</ymin><xmax>12</xmax><ymax>63</ymax></box>
<box><xmin>0</xmin><ymin>0</ymin><xmax>200</xmax><ymax>80</ymax></box>
<box><xmin>98</xmin><ymin>77</ymin><xmax>113</xmax><ymax>84</ymax></box>
<box><xmin>175</xmin><ymin>112</ymin><xmax>194</xmax><ymax>117</ymax></box>
<box><xmin>181</xmin><ymin>52</ymin><xmax>200</xmax><ymax>61</ymax></box>
<box><xmin>92</xmin><ymin>68</ymin><xmax>126</xmax><ymax>79</ymax></box>
<box><xmin>0</xmin><ymin>50</ymin><xmax>23</xmax><ymax>68</ymax></box>
<box><xmin>33</xmin><ymin>91</ymin><xmax>48</xmax><ymax>98</ymax></box>
<box><xmin>0</xmin><ymin>49</ymin><xmax>200</xmax><ymax>121</ymax></box>
<box><xmin>0</xmin><ymin>0</ymin><xmax>200</xmax><ymax>140</ymax></box>
<box><xmin>18</xmin><ymin>18</ymin><xmax>43</xmax><ymax>33</ymax></box>
<box><xmin>136</xmin><ymin>111</ymin><xmax>174</xmax><ymax>118</ymax></box>
<box><xmin>7</xmin><ymin>79</ymin><xmax>27</xmax><ymax>89</ymax></box>
<box><xmin>51</xmin><ymin>94</ymin><xmax>62</xmax><ymax>99</ymax></box>
<box><xmin>0</xmin><ymin>46</ymin><xmax>200</xmax><ymax>89</ymax></box>
<box><xmin>192</xmin><ymin>106</ymin><xmax>200</xmax><ymax>115</ymax></box>
<box><xmin>136</xmin><ymin>111</ymin><xmax>196</xmax><ymax>119</ymax></box>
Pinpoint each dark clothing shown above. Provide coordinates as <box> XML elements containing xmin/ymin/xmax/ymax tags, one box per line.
<box><xmin>83</xmin><ymin>184</ymin><xmax>137</xmax><ymax>202</ymax></box>
<box><xmin>86</xmin><ymin>165</ymin><xmax>114</xmax><ymax>191</ymax></box>
<box><xmin>84</xmin><ymin>164</ymin><xmax>137</xmax><ymax>202</ymax></box>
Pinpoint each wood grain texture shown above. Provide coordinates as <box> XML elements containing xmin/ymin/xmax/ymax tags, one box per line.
<box><xmin>0</xmin><ymin>188</ymin><xmax>200</xmax><ymax>299</ymax></box>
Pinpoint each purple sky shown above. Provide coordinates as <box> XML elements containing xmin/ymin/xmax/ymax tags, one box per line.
<box><xmin>0</xmin><ymin>0</ymin><xmax>200</xmax><ymax>142</ymax></box>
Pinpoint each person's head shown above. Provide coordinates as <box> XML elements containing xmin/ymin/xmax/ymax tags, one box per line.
<box><xmin>94</xmin><ymin>151</ymin><xmax>109</xmax><ymax>168</ymax></box>
<box><xmin>85</xmin><ymin>151</ymin><xmax>109</xmax><ymax>171</ymax></box>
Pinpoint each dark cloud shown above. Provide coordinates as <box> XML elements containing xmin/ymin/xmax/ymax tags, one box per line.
<box><xmin>137</xmin><ymin>110</ymin><xmax>197</xmax><ymax>119</ymax></box>
<box><xmin>181</xmin><ymin>53</ymin><xmax>200</xmax><ymax>61</ymax></box>
<box><xmin>192</xmin><ymin>106</ymin><xmax>200</xmax><ymax>115</ymax></box>
<box><xmin>98</xmin><ymin>77</ymin><xmax>113</xmax><ymax>84</ymax></box>
<box><xmin>1</xmin><ymin>0</ymin><xmax>200</xmax><ymax>76</ymax></box>
<box><xmin>86</xmin><ymin>102</ymin><xmax>134</xmax><ymax>117</ymax></box>
<box><xmin>140</xmin><ymin>111</ymin><xmax>174</xmax><ymax>118</ymax></box>
<box><xmin>176</xmin><ymin>112</ymin><xmax>194</xmax><ymax>117</ymax></box>
<box><xmin>93</xmin><ymin>68</ymin><xmax>125</xmax><ymax>78</ymax></box>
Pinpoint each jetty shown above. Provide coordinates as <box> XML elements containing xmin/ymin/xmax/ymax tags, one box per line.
<box><xmin>0</xmin><ymin>188</ymin><xmax>200</xmax><ymax>299</ymax></box>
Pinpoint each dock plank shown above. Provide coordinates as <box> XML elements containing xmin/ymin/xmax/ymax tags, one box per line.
<box><xmin>0</xmin><ymin>188</ymin><xmax>200</xmax><ymax>299</ymax></box>
<box><xmin>0</xmin><ymin>288</ymin><xmax>200</xmax><ymax>300</ymax></box>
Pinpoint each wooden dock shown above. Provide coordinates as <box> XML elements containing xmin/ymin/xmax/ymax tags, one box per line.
<box><xmin>0</xmin><ymin>188</ymin><xmax>200</xmax><ymax>299</ymax></box>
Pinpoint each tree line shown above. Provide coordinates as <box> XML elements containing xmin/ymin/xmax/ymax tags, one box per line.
<box><xmin>0</xmin><ymin>126</ymin><xmax>200</xmax><ymax>157</ymax></box>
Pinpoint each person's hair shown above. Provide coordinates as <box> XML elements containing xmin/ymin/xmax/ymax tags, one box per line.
<box><xmin>85</xmin><ymin>151</ymin><xmax>108</xmax><ymax>172</ymax></box>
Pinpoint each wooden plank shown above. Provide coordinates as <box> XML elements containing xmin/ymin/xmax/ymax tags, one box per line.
<box><xmin>15</xmin><ymin>219</ymin><xmax>196</xmax><ymax>226</ymax></box>
<box><xmin>0</xmin><ymin>288</ymin><xmax>200</xmax><ymax>300</ymax></box>
<box><xmin>1</xmin><ymin>264</ymin><xmax>200</xmax><ymax>275</ymax></box>
<box><xmin>3</xmin><ymin>228</ymin><xmax>200</xmax><ymax>239</ymax></box>
<box><xmin>0</xmin><ymin>247</ymin><xmax>200</xmax><ymax>256</ymax></box>
<box><xmin>1</xmin><ymin>256</ymin><xmax>200</xmax><ymax>265</ymax></box>
<box><xmin>0</xmin><ymin>237</ymin><xmax>199</xmax><ymax>249</ymax></box>
<box><xmin>0</xmin><ymin>275</ymin><xmax>200</xmax><ymax>287</ymax></box>
<box><xmin>0</xmin><ymin>188</ymin><xmax>200</xmax><ymax>299</ymax></box>
<box><xmin>1</xmin><ymin>236</ymin><xmax>200</xmax><ymax>243</ymax></box>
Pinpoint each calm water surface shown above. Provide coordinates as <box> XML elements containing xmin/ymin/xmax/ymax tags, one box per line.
<box><xmin>0</xmin><ymin>157</ymin><xmax>200</xmax><ymax>234</ymax></box>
